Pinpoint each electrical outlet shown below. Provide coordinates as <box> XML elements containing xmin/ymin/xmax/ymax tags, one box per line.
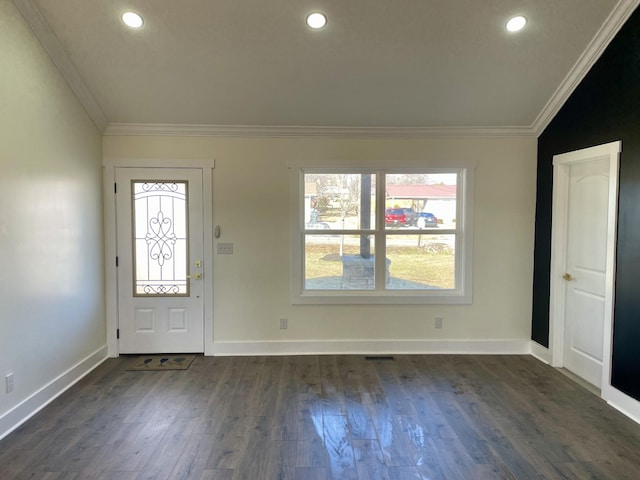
<box><xmin>280</xmin><ymin>318</ymin><xmax>288</xmax><ymax>329</ymax></box>
<box><xmin>435</xmin><ymin>317</ymin><xmax>443</xmax><ymax>329</ymax></box>
<box><xmin>5</xmin><ymin>373</ymin><xmax>14</xmax><ymax>393</ymax></box>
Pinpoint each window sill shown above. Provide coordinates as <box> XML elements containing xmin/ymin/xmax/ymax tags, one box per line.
<box><xmin>292</xmin><ymin>290</ymin><xmax>472</xmax><ymax>305</ymax></box>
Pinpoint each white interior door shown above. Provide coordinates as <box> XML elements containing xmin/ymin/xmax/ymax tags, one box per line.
<box><xmin>115</xmin><ymin>167</ymin><xmax>205</xmax><ymax>354</ymax></box>
<box><xmin>550</xmin><ymin>141</ymin><xmax>620</xmax><ymax>389</ymax></box>
<box><xmin>563</xmin><ymin>158</ymin><xmax>609</xmax><ymax>386</ymax></box>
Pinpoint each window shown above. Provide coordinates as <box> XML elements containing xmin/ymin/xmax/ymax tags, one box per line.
<box><xmin>291</xmin><ymin>168</ymin><xmax>473</xmax><ymax>304</ymax></box>
<box><xmin>132</xmin><ymin>181</ymin><xmax>189</xmax><ymax>296</ymax></box>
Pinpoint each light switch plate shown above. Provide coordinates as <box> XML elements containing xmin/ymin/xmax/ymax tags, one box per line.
<box><xmin>217</xmin><ymin>243</ymin><xmax>233</xmax><ymax>254</ymax></box>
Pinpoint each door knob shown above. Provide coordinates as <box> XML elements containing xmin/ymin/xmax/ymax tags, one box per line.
<box><xmin>187</xmin><ymin>273</ymin><xmax>202</xmax><ymax>280</ymax></box>
<box><xmin>563</xmin><ymin>273</ymin><xmax>573</xmax><ymax>281</ymax></box>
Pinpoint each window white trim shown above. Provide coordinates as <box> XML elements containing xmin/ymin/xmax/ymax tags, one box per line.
<box><xmin>290</xmin><ymin>165</ymin><xmax>474</xmax><ymax>305</ymax></box>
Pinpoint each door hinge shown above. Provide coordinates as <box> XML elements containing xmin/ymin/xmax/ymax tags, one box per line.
<box><xmin>114</xmin><ymin>182</ymin><xmax>117</xmax><ymax>194</ymax></box>
<box><xmin>116</xmin><ymin>329</ymin><xmax>120</xmax><ymax>339</ymax></box>
<box><xmin>115</xmin><ymin>256</ymin><xmax>119</xmax><ymax>267</ymax></box>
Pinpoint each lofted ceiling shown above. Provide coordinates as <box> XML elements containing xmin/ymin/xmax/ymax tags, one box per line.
<box><xmin>13</xmin><ymin>0</ymin><xmax>639</xmax><ymax>135</ymax></box>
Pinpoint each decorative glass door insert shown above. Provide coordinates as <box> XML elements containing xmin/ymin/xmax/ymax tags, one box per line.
<box><xmin>132</xmin><ymin>181</ymin><xmax>189</xmax><ymax>296</ymax></box>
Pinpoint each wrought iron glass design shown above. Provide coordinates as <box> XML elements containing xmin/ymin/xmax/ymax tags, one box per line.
<box><xmin>132</xmin><ymin>181</ymin><xmax>189</xmax><ymax>296</ymax></box>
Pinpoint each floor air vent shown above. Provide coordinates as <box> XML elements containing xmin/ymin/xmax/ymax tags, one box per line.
<box><xmin>365</xmin><ymin>355</ymin><xmax>395</xmax><ymax>361</ymax></box>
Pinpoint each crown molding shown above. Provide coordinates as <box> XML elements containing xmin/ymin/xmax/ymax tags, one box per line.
<box><xmin>13</xmin><ymin>0</ymin><xmax>108</xmax><ymax>132</ymax></box>
<box><xmin>104</xmin><ymin>122</ymin><xmax>536</xmax><ymax>139</ymax></box>
<box><xmin>532</xmin><ymin>0</ymin><xmax>640</xmax><ymax>136</ymax></box>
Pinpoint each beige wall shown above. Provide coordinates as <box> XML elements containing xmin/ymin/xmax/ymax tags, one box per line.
<box><xmin>104</xmin><ymin>134</ymin><xmax>537</xmax><ymax>354</ymax></box>
<box><xmin>0</xmin><ymin>0</ymin><xmax>105</xmax><ymax>431</ymax></box>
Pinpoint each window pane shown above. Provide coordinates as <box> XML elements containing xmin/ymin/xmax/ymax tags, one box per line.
<box><xmin>386</xmin><ymin>234</ymin><xmax>455</xmax><ymax>289</ymax></box>
<box><xmin>304</xmin><ymin>173</ymin><xmax>375</xmax><ymax>230</ymax></box>
<box><xmin>305</xmin><ymin>235</ymin><xmax>376</xmax><ymax>290</ymax></box>
<box><xmin>385</xmin><ymin>173</ymin><xmax>457</xmax><ymax>230</ymax></box>
<box><xmin>132</xmin><ymin>181</ymin><xmax>188</xmax><ymax>296</ymax></box>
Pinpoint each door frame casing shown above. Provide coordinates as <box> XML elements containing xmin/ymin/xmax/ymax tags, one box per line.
<box><xmin>103</xmin><ymin>158</ymin><xmax>215</xmax><ymax>357</ymax></box>
<box><xmin>549</xmin><ymin>141</ymin><xmax>620</xmax><ymax>389</ymax></box>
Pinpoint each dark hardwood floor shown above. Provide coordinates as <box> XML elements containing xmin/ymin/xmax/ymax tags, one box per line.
<box><xmin>1</xmin><ymin>354</ymin><xmax>640</xmax><ymax>479</ymax></box>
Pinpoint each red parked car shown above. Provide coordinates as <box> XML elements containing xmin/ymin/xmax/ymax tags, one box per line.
<box><xmin>385</xmin><ymin>208</ymin><xmax>417</xmax><ymax>225</ymax></box>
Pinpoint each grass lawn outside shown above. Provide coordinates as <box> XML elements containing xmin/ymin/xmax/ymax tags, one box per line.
<box><xmin>305</xmin><ymin>240</ymin><xmax>455</xmax><ymax>289</ymax></box>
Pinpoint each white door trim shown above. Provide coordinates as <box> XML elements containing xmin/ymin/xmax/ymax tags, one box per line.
<box><xmin>103</xmin><ymin>158</ymin><xmax>215</xmax><ymax>357</ymax></box>
<box><xmin>549</xmin><ymin>141</ymin><xmax>620</xmax><ymax>387</ymax></box>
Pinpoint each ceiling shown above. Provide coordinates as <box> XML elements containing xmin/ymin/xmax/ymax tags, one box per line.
<box><xmin>14</xmin><ymin>0</ymin><xmax>639</xmax><ymax>135</ymax></box>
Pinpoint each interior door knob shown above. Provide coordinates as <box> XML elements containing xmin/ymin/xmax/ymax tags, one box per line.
<box><xmin>563</xmin><ymin>273</ymin><xmax>573</xmax><ymax>281</ymax></box>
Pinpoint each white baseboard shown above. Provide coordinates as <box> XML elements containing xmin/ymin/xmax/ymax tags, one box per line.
<box><xmin>0</xmin><ymin>345</ymin><xmax>108</xmax><ymax>441</ymax></box>
<box><xmin>530</xmin><ymin>340</ymin><xmax>552</xmax><ymax>364</ymax></box>
<box><xmin>212</xmin><ymin>339</ymin><xmax>531</xmax><ymax>356</ymax></box>
<box><xmin>603</xmin><ymin>385</ymin><xmax>640</xmax><ymax>425</ymax></box>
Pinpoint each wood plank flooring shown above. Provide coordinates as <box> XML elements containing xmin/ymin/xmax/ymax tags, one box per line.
<box><xmin>2</xmin><ymin>354</ymin><xmax>640</xmax><ymax>479</ymax></box>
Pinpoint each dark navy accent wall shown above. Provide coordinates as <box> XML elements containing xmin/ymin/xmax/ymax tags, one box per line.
<box><xmin>533</xmin><ymin>6</ymin><xmax>640</xmax><ymax>400</ymax></box>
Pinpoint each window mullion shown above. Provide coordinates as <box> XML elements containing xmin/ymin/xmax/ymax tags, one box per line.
<box><xmin>375</xmin><ymin>171</ymin><xmax>386</xmax><ymax>291</ymax></box>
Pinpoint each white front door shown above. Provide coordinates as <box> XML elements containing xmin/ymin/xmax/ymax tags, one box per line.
<box><xmin>115</xmin><ymin>167</ymin><xmax>205</xmax><ymax>353</ymax></box>
<box><xmin>550</xmin><ymin>141</ymin><xmax>620</xmax><ymax>388</ymax></box>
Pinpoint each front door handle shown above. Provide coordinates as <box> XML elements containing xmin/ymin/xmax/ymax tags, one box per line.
<box><xmin>188</xmin><ymin>273</ymin><xmax>202</xmax><ymax>280</ymax></box>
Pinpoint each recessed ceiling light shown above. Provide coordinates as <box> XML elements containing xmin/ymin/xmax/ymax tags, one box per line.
<box><xmin>122</xmin><ymin>11</ymin><xmax>144</xmax><ymax>29</ymax></box>
<box><xmin>506</xmin><ymin>15</ymin><xmax>527</xmax><ymax>32</ymax></box>
<box><xmin>306</xmin><ymin>12</ymin><xmax>327</xmax><ymax>29</ymax></box>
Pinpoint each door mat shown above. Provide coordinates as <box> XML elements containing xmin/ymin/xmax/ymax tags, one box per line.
<box><xmin>126</xmin><ymin>354</ymin><xmax>197</xmax><ymax>371</ymax></box>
